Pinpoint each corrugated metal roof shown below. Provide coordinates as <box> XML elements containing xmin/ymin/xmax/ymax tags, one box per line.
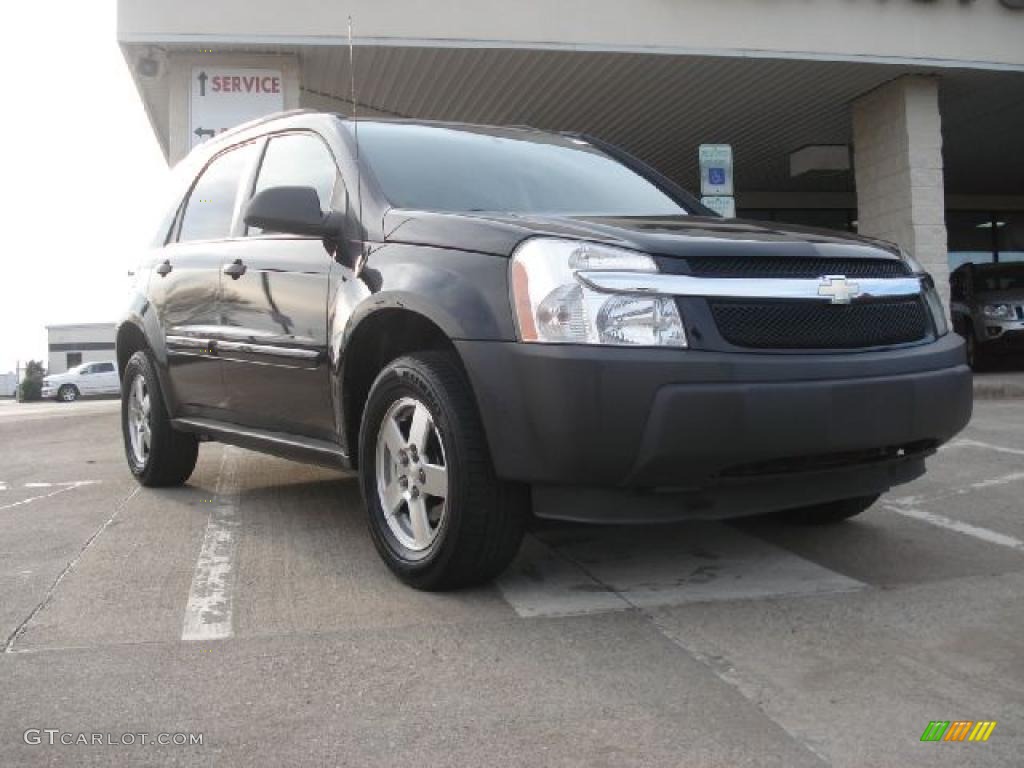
<box><xmin>131</xmin><ymin>42</ymin><xmax>1024</xmax><ymax>195</ymax></box>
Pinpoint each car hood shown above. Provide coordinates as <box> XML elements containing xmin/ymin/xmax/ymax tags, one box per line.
<box><xmin>382</xmin><ymin>210</ymin><xmax>904</xmax><ymax>263</ymax></box>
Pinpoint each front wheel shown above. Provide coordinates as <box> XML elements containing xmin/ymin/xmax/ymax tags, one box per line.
<box><xmin>58</xmin><ymin>384</ymin><xmax>79</xmax><ymax>402</ymax></box>
<box><xmin>775</xmin><ymin>494</ymin><xmax>880</xmax><ymax>525</ymax></box>
<box><xmin>358</xmin><ymin>351</ymin><xmax>527</xmax><ymax>591</ymax></box>
<box><xmin>965</xmin><ymin>330</ymin><xmax>987</xmax><ymax>371</ymax></box>
<box><xmin>121</xmin><ymin>351</ymin><xmax>198</xmax><ymax>487</ymax></box>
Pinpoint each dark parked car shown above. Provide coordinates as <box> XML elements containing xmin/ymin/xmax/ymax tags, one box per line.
<box><xmin>950</xmin><ymin>262</ymin><xmax>1024</xmax><ymax>369</ymax></box>
<box><xmin>117</xmin><ymin>111</ymin><xmax>972</xmax><ymax>589</ymax></box>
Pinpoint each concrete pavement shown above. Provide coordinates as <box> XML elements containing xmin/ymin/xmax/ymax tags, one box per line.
<box><xmin>1</xmin><ymin>398</ymin><xmax>1021</xmax><ymax>766</ymax></box>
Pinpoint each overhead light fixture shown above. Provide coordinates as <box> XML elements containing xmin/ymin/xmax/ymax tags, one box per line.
<box><xmin>136</xmin><ymin>47</ymin><xmax>164</xmax><ymax>80</ymax></box>
<box><xmin>789</xmin><ymin>145</ymin><xmax>851</xmax><ymax>177</ymax></box>
<box><xmin>976</xmin><ymin>221</ymin><xmax>1007</xmax><ymax>229</ymax></box>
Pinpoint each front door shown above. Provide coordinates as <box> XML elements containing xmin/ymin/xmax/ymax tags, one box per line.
<box><xmin>218</xmin><ymin>132</ymin><xmax>339</xmax><ymax>438</ymax></box>
<box><xmin>151</xmin><ymin>140</ymin><xmax>261</xmax><ymax>417</ymax></box>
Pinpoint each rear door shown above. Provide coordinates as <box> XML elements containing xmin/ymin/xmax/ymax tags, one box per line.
<box><xmin>93</xmin><ymin>362</ymin><xmax>119</xmax><ymax>394</ymax></box>
<box><xmin>76</xmin><ymin>365</ymin><xmax>99</xmax><ymax>394</ymax></box>
<box><xmin>149</xmin><ymin>141</ymin><xmax>261</xmax><ymax>417</ymax></box>
<box><xmin>217</xmin><ymin>131</ymin><xmax>340</xmax><ymax>439</ymax></box>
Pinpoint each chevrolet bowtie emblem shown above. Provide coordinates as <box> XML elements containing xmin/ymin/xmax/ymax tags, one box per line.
<box><xmin>818</xmin><ymin>275</ymin><xmax>861</xmax><ymax>304</ymax></box>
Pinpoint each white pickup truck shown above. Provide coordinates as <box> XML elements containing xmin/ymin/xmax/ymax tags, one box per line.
<box><xmin>42</xmin><ymin>361</ymin><xmax>120</xmax><ymax>402</ymax></box>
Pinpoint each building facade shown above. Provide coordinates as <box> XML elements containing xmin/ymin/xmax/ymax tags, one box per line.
<box><xmin>46</xmin><ymin>323</ymin><xmax>117</xmax><ymax>374</ymax></box>
<box><xmin>118</xmin><ymin>0</ymin><xmax>1024</xmax><ymax>305</ymax></box>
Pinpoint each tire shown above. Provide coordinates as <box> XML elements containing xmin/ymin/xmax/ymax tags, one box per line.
<box><xmin>358</xmin><ymin>350</ymin><xmax>527</xmax><ymax>590</ymax></box>
<box><xmin>775</xmin><ymin>494</ymin><xmax>880</xmax><ymax>525</ymax></box>
<box><xmin>58</xmin><ymin>384</ymin><xmax>79</xmax><ymax>402</ymax></box>
<box><xmin>121</xmin><ymin>350</ymin><xmax>198</xmax><ymax>487</ymax></box>
<box><xmin>965</xmin><ymin>329</ymin><xmax>987</xmax><ymax>372</ymax></box>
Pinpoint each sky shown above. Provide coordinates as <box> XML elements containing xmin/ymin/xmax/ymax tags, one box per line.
<box><xmin>0</xmin><ymin>1</ymin><xmax>168</xmax><ymax>373</ymax></box>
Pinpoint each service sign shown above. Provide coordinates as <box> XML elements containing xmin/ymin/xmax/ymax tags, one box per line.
<box><xmin>189</xmin><ymin>68</ymin><xmax>284</xmax><ymax>149</ymax></box>
<box><xmin>699</xmin><ymin>144</ymin><xmax>734</xmax><ymax>196</ymax></box>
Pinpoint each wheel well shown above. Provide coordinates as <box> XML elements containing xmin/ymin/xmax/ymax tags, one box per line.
<box><xmin>116</xmin><ymin>323</ymin><xmax>149</xmax><ymax>377</ymax></box>
<box><xmin>342</xmin><ymin>310</ymin><xmax>457</xmax><ymax>467</ymax></box>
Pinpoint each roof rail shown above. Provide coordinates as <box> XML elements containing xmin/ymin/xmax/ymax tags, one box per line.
<box><xmin>200</xmin><ymin>109</ymin><xmax>323</xmax><ymax>148</ymax></box>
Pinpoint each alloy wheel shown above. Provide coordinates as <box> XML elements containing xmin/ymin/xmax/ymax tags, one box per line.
<box><xmin>128</xmin><ymin>375</ymin><xmax>152</xmax><ymax>466</ymax></box>
<box><xmin>374</xmin><ymin>396</ymin><xmax>449</xmax><ymax>552</ymax></box>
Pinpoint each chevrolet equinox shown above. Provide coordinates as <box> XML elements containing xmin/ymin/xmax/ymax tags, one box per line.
<box><xmin>117</xmin><ymin>111</ymin><xmax>972</xmax><ymax>590</ymax></box>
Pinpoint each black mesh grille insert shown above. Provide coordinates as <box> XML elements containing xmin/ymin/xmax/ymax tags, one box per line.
<box><xmin>710</xmin><ymin>298</ymin><xmax>929</xmax><ymax>349</ymax></box>
<box><xmin>683</xmin><ymin>257</ymin><xmax>910</xmax><ymax>279</ymax></box>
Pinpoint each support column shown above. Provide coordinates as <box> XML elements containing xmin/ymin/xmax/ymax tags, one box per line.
<box><xmin>853</xmin><ymin>76</ymin><xmax>948</xmax><ymax>308</ymax></box>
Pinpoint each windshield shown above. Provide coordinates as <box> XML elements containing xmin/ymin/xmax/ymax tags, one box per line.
<box><xmin>356</xmin><ymin>122</ymin><xmax>690</xmax><ymax>217</ymax></box>
<box><xmin>973</xmin><ymin>268</ymin><xmax>1024</xmax><ymax>293</ymax></box>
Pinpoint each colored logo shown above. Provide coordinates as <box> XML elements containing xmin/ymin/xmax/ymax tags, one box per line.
<box><xmin>920</xmin><ymin>721</ymin><xmax>997</xmax><ymax>742</ymax></box>
<box><xmin>708</xmin><ymin>167</ymin><xmax>727</xmax><ymax>186</ymax></box>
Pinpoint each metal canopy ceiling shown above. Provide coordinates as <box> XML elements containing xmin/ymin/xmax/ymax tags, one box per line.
<box><xmin>136</xmin><ymin>43</ymin><xmax>1024</xmax><ymax>197</ymax></box>
<box><xmin>303</xmin><ymin>45</ymin><xmax>1024</xmax><ymax>197</ymax></box>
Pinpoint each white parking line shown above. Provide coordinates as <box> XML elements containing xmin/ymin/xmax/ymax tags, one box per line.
<box><xmin>888</xmin><ymin>470</ymin><xmax>1024</xmax><ymax>507</ymax></box>
<box><xmin>0</xmin><ymin>482</ymin><xmax>100</xmax><ymax>512</ymax></box>
<box><xmin>498</xmin><ymin>523</ymin><xmax>864</xmax><ymax>618</ymax></box>
<box><xmin>948</xmin><ymin>438</ymin><xmax>1024</xmax><ymax>457</ymax></box>
<box><xmin>883</xmin><ymin>503</ymin><xmax>1024</xmax><ymax>552</ymax></box>
<box><xmin>23</xmin><ymin>481</ymin><xmax>101</xmax><ymax>489</ymax></box>
<box><xmin>181</xmin><ymin>448</ymin><xmax>242</xmax><ymax>642</ymax></box>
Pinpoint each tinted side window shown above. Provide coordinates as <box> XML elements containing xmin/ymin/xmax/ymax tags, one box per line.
<box><xmin>96</xmin><ymin>363</ymin><xmax>115</xmax><ymax>373</ymax></box>
<box><xmin>178</xmin><ymin>143</ymin><xmax>259</xmax><ymax>242</ymax></box>
<box><xmin>251</xmin><ymin>133</ymin><xmax>338</xmax><ymax>217</ymax></box>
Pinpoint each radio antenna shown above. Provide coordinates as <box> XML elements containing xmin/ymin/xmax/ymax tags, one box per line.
<box><xmin>348</xmin><ymin>16</ymin><xmax>364</xmax><ymax>266</ymax></box>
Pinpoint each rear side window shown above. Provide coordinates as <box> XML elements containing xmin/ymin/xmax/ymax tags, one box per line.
<box><xmin>250</xmin><ymin>133</ymin><xmax>339</xmax><ymax>225</ymax></box>
<box><xmin>95</xmin><ymin>362</ymin><xmax>115</xmax><ymax>373</ymax></box>
<box><xmin>178</xmin><ymin>142</ymin><xmax>259</xmax><ymax>242</ymax></box>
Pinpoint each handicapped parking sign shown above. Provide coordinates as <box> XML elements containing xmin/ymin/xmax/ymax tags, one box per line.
<box><xmin>699</xmin><ymin>144</ymin><xmax>734</xmax><ymax>196</ymax></box>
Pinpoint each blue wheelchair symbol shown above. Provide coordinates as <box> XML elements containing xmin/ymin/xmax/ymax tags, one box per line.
<box><xmin>708</xmin><ymin>167</ymin><xmax>727</xmax><ymax>186</ymax></box>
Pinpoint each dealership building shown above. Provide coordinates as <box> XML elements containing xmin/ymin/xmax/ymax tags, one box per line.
<box><xmin>118</xmin><ymin>0</ymin><xmax>1024</xmax><ymax>305</ymax></box>
<box><xmin>46</xmin><ymin>323</ymin><xmax>117</xmax><ymax>374</ymax></box>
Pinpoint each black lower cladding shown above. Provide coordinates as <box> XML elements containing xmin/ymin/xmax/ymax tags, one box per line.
<box><xmin>455</xmin><ymin>333</ymin><xmax>973</xmax><ymax>494</ymax></box>
<box><xmin>709</xmin><ymin>298</ymin><xmax>929</xmax><ymax>349</ymax></box>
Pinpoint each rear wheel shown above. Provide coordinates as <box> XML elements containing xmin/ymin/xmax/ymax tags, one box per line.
<box><xmin>358</xmin><ymin>351</ymin><xmax>527</xmax><ymax>590</ymax></box>
<box><xmin>775</xmin><ymin>494</ymin><xmax>880</xmax><ymax>525</ymax></box>
<box><xmin>121</xmin><ymin>351</ymin><xmax>198</xmax><ymax>487</ymax></box>
<box><xmin>58</xmin><ymin>384</ymin><xmax>79</xmax><ymax>402</ymax></box>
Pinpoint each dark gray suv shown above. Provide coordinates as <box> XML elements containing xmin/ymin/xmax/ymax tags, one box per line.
<box><xmin>950</xmin><ymin>262</ymin><xmax>1024</xmax><ymax>369</ymax></box>
<box><xmin>116</xmin><ymin>111</ymin><xmax>972</xmax><ymax>590</ymax></box>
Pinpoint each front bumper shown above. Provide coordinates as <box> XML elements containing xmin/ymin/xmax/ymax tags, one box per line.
<box><xmin>456</xmin><ymin>334</ymin><xmax>972</xmax><ymax>519</ymax></box>
<box><xmin>980</xmin><ymin>326</ymin><xmax>1024</xmax><ymax>351</ymax></box>
<box><xmin>41</xmin><ymin>385</ymin><xmax>57</xmax><ymax>398</ymax></box>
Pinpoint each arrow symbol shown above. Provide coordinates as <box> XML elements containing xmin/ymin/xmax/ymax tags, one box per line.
<box><xmin>198</xmin><ymin>71</ymin><xmax>208</xmax><ymax>97</ymax></box>
<box><xmin>194</xmin><ymin>127</ymin><xmax>215</xmax><ymax>140</ymax></box>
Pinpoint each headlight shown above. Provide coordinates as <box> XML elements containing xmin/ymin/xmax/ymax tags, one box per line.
<box><xmin>511</xmin><ymin>238</ymin><xmax>687</xmax><ymax>347</ymax></box>
<box><xmin>984</xmin><ymin>304</ymin><xmax>1014</xmax><ymax>320</ymax></box>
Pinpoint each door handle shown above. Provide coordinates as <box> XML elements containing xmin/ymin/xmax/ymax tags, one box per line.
<box><xmin>156</xmin><ymin>260</ymin><xmax>173</xmax><ymax>277</ymax></box>
<box><xmin>223</xmin><ymin>259</ymin><xmax>247</xmax><ymax>279</ymax></box>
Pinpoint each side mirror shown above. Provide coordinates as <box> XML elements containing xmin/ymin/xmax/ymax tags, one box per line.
<box><xmin>243</xmin><ymin>186</ymin><xmax>343</xmax><ymax>238</ymax></box>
